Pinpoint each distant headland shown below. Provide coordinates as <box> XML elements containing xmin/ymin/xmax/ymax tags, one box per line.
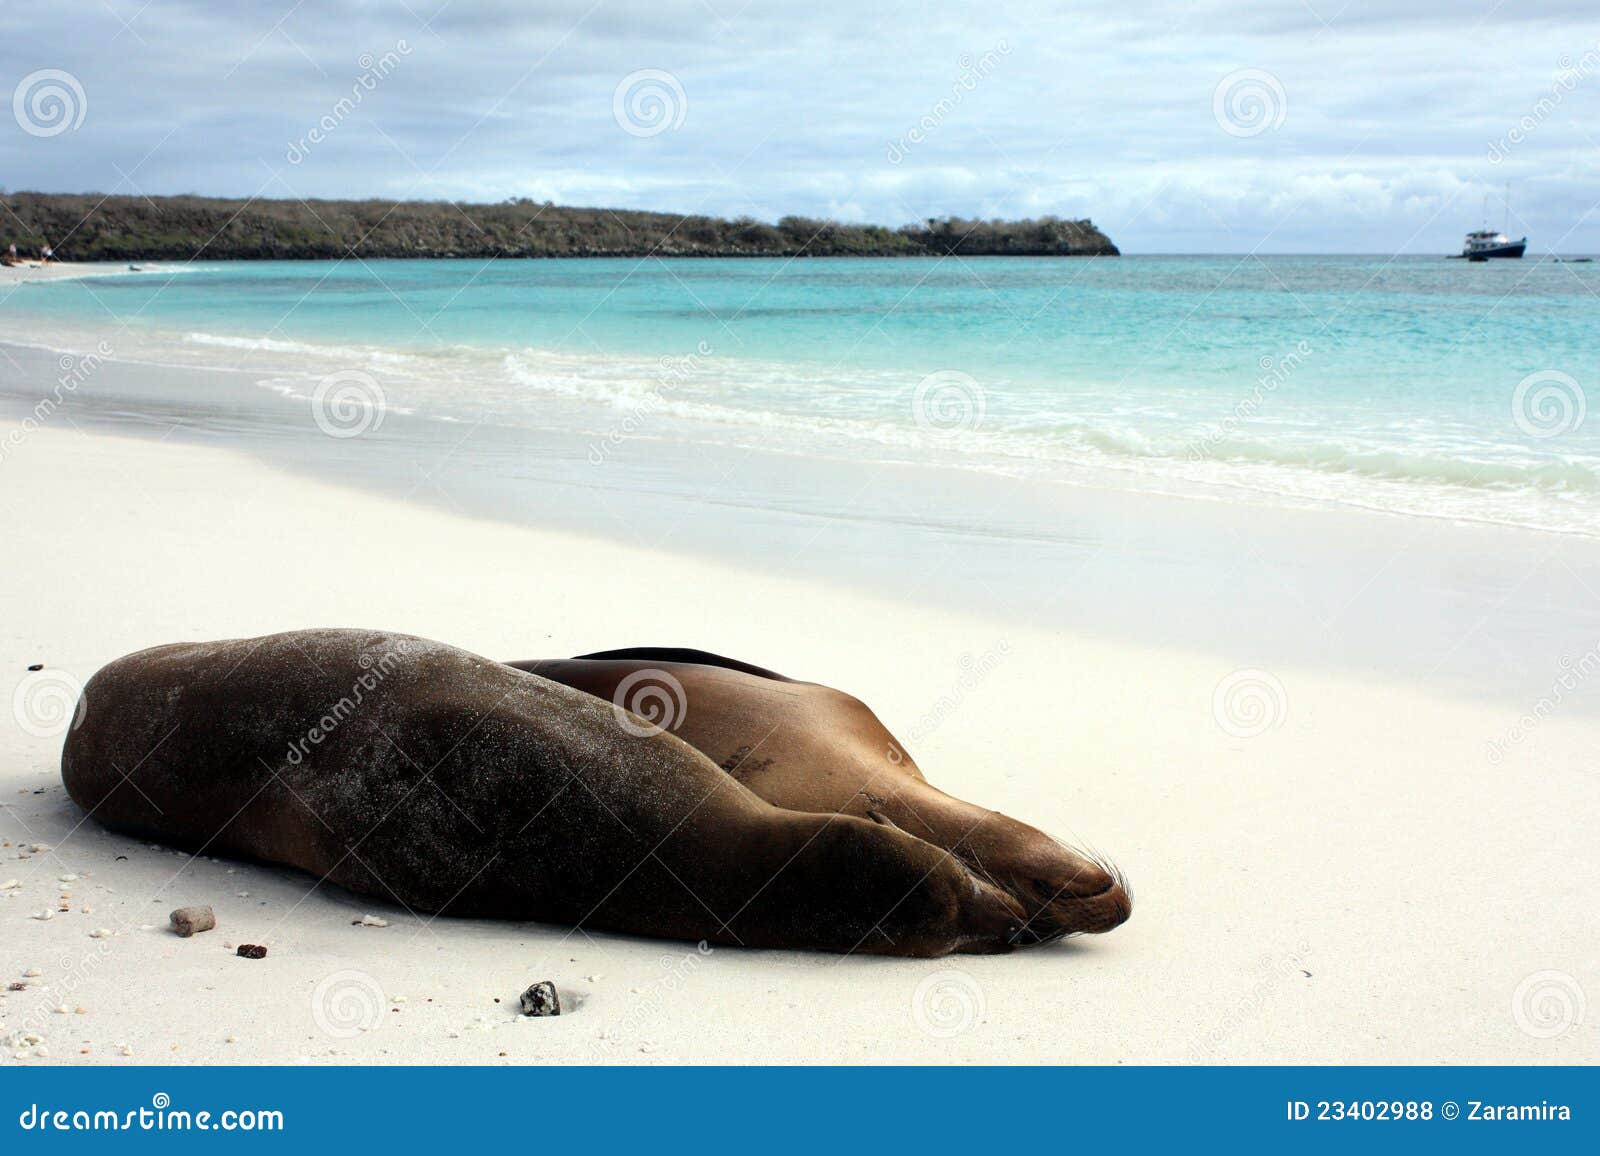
<box><xmin>0</xmin><ymin>193</ymin><xmax>1118</xmax><ymax>261</ymax></box>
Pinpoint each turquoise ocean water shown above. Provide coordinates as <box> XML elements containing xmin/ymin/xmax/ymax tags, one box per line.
<box><xmin>6</xmin><ymin>254</ymin><xmax>1600</xmax><ymax>535</ymax></box>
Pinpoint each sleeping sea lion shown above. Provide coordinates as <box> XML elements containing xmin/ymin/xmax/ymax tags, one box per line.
<box><xmin>60</xmin><ymin>629</ymin><xmax>1028</xmax><ymax>956</ymax></box>
<box><xmin>508</xmin><ymin>648</ymin><xmax>1131</xmax><ymax>941</ymax></box>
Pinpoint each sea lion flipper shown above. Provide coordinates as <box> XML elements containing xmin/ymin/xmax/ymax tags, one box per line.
<box><xmin>867</xmin><ymin>808</ymin><xmax>898</xmax><ymax>829</ymax></box>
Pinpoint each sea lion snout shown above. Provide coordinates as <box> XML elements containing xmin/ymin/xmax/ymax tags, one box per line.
<box><xmin>1010</xmin><ymin>859</ymin><xmax>1132</xmax><ymax>942</ymax></box>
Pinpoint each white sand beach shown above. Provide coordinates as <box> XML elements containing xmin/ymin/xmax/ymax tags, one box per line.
<box><xmin>2</xmin><ymin>418</ymin><xmax>1596</xmax><ymax>1066</ymax></box>
<box><xmin>0</xmin><ymin>262</ymin><xmax>164</xmax><ymax>287</ymax></box>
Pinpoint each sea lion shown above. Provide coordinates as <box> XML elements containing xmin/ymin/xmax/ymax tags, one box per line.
<box><xmin>508</xmin><ymin>648</ymin><xmax>1130</xmax><ymax>941</ymax></box>
<box><xmin>60</xmin><ymin>629</ymin><xmax>1027</xmax><ymax>956</ymax></box>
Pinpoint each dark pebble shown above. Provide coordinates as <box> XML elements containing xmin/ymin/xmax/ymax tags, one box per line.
<box><xmin>236</xmin><ymin>944</ymin><xmax>267</xmax><ymax>959</ymax></box>
<box><xmin>518</xmin><ymin>980</ymin><xmax>561</xmax><ymax>1017</ymax></box>
<box><xmin>27</xmin><ymin>664</ymin><xmax>43</xmax><ymax>672</ymax></box>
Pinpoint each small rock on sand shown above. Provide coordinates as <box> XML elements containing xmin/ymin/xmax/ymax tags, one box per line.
<box><xmin>518</xmin><ymin>981</ymin><xmax>561</xmax><ymax>1017</ymax></box>
<box><xmin>169</xmin><ymin>905</ymin><xmax>216</xmax><ymax>937</ymax></box>
<box><xmin>236</xmin><ymin>944</ymin><xmax>267</xmax><ymax>959</ymax></box>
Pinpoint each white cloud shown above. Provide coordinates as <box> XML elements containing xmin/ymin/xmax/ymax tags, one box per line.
<box><xmin>2</xmin><ymin>0</ymin><xmax>1598</xmax><ymax>252</ymax></box>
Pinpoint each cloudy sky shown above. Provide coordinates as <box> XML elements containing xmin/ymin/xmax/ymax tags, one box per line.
<box><xmin>4</xmin><ymin>0</ymin><xmax>1599</xmax><ymax>252</ymax></box>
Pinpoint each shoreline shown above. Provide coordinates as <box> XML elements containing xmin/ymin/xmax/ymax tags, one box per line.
<box><xmin>4</xmin><ymin>254</ymin><xmax>1598</xmax><ymax>543</ymax></box>
<box><xmin>2</xmin><ymin>420</ymin><xmax>1596</xmax><ymax>1065</ymax></box>
<box><xmin>4</xmin><ymin>336</ymin><xmax>1600</xmax><ymax>717</ymax></box>
<box><xmin>0</xmin><ymin>261</ymin><xmax>172</xmax><ymax>286</ymax></box>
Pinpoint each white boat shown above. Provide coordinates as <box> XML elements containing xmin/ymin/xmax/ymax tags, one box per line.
<box><xmin>1457</xmin><ymin>184</ymin><xmax>1526</xmax><ymax>260</ymax></box>
<box><xmin>1461</xmin><ymin>229</ymin><xmax>1526</xmax><ymax>261</ymax></box>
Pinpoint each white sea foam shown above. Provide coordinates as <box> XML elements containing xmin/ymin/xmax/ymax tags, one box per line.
<box><xmin>10</xmin><ymin>319</ymin><xmax>1600</xmax><ymax>537</ymax></box>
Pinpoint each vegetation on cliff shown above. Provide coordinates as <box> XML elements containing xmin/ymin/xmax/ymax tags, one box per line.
<box><xmin>0</xmin><ymin>193</ymin><xmax>1118</xmax><ymax>261</ymax></box>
